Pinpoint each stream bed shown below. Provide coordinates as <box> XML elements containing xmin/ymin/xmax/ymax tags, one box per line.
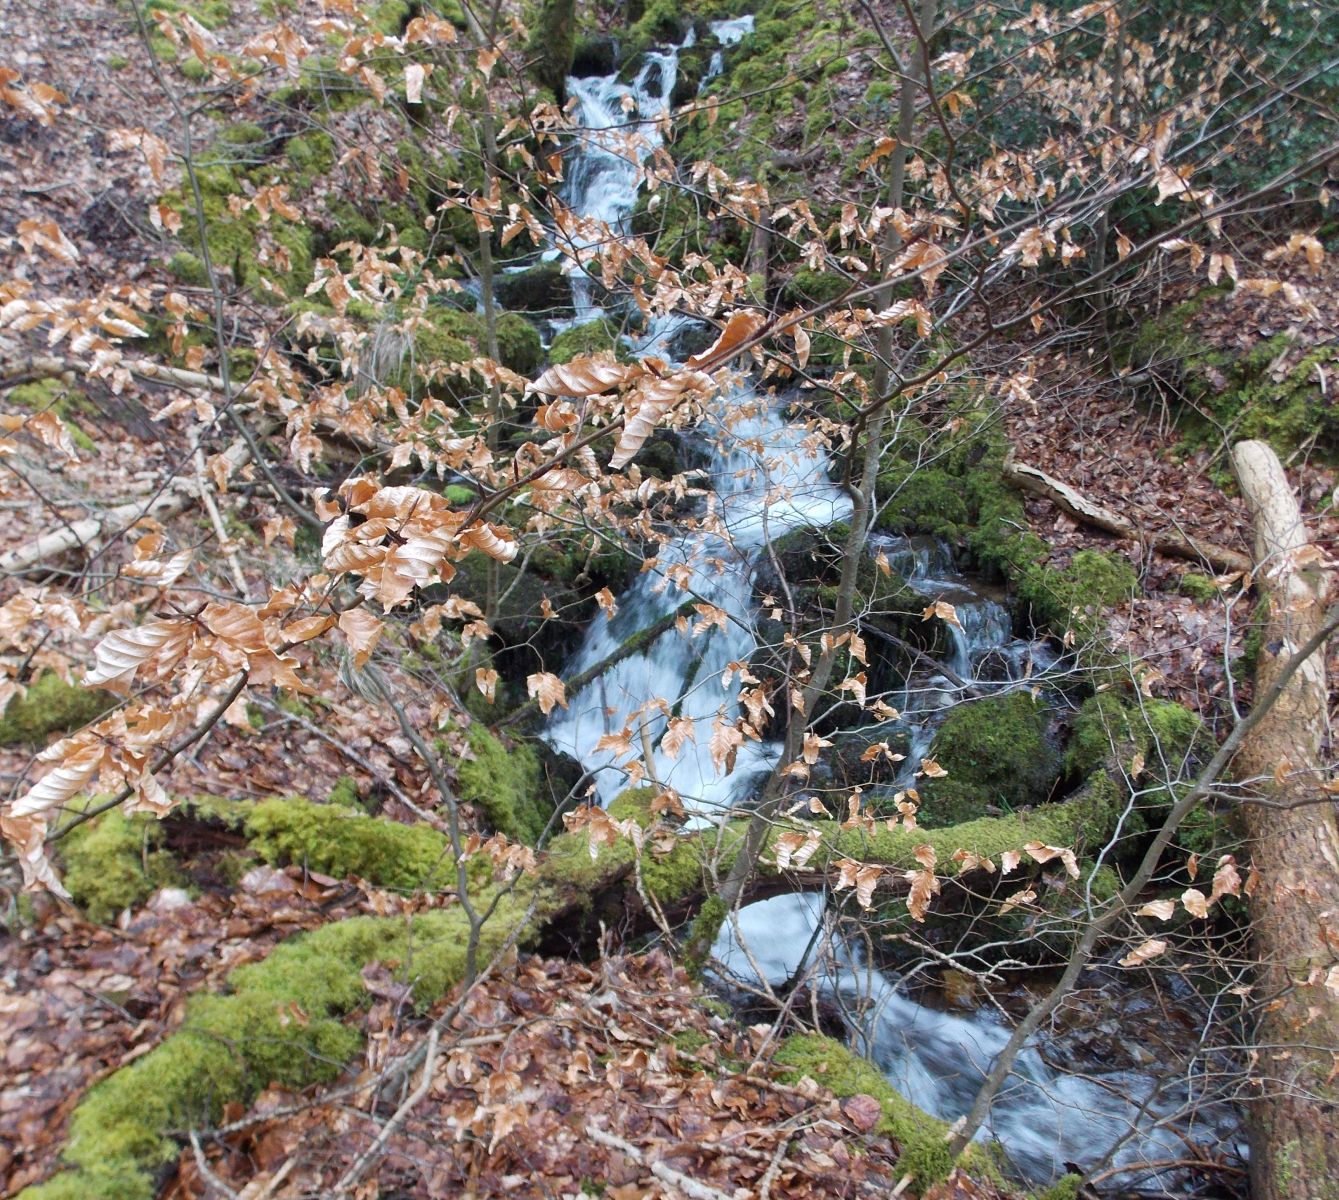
<box><xmin>538</xmin><ymin>24</ymin><xmax>1245</xmax><ymax>1193</ymax></box>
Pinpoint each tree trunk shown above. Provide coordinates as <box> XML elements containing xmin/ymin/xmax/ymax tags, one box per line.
<box><xmin>1230</xmin><ymin>438</ymin><xmax>1339</xmax><ymax>1200</ymax></box>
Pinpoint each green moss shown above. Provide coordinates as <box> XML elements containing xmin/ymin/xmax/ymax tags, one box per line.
<box><xmin>282</xmin><ymin>129</ymin><xmax>336</xmax><ymax>188</ymax></box>
<box><xmin>0</xmin><ymin>672</ymin><xmax>114</xmax><ymax>745</ymax></box>
<box><xmin>1038</xmin><ymin>1175</ymin><xmax>1083</xmax><ymax>1200</ymax></box>
<box><xmin>327</xmin><ymin>775</ymin><xmax>360</xmax><ymax>808</ymax></box>
<box><xmin>243</xmin><ymin>797</ymin><xmax>456</xmax><ymax>890</ymax></box>
<box><xmin>1177</xmin><ymin>571</ymin><xmax>1220</xmax><ymax>602</ymax></box>
<box><xmin>685</xmin><ymin>895</ymin><xmax>727</xmax><ymax>972</ymax></box>
<box><xmin>529</xmin><ymin>0</ymin><xmax>576</xmax><ymax>95</ymax></box>
<box><xmin>453</xmin><ymin>725</ymin><xmax>552</xmax><ymax>844</ymax></box>
<box><xmin>166</xmin><ymin>250</ymin><xmax>209</xmax><ymax>286</ymax></box>
<box><xmin>1124</xmin><ymin>297</ymin><xmax>1339</xmax><ymax>463</ymax></box>
<box><xmin>166</xmin><ymin>164</ymin><xmax>314</xmax><ymax>297</ymax></box>
<box><xmin>1065</xmin><ymin>693</ymin><xmax>1205</xmax><ymax>778</ymax></box>
<box><xmin>495</xmin><ymin>312</ymin><xmax>542</xmax><ymax>377</ymax></box>
<box><xmin>6</xmin><ymin>378</ymin><xmax>98</xmax><ymax>453</ymax></box>
<box><xmin>782</xmin><ymin>268</ymin><xmax>851</xmax><ymax>308</ymax></box>
<box><xmin>1017</xmin><ymin>549</ymin><xmax>1137</xmax><ymax>635</ymax></box>
<box><xmin>60</xmin><ymin>810</ymin><xmax>183</xmax><ymax>924</ymax></box>
<box><xmin>549</xmin><ymin>318</ymin><xmax>626</xmax><ymax>364</ymax></box>
<box><xmin>773</xmin><ymin>1034</ymin><xmax>956</xmax><ymax>1184</ymax></box>
<box><xmin>928</xmin><ymin>692</ymin><xmax>1057</xmax><ymax>810</ymax></box>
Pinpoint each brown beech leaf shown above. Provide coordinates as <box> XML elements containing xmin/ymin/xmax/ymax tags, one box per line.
<box><xmin>84</xmin><ymin>619</ymin><xmax>193</xmax><ymax>693</ymax></box>
<box><xmin>1181</xmin><ymin>887</ymin><xmax>1211</xmax><ymax>918</ymax></box>
<box><xmin>1135</xmin><ymin>899</ymin><xmax>1176</xmax><ymax>920</ymax></box>
<box><xmin>842</xmin><ymin>1094</ymin><xmax>883</xmax><ymax>1133</ymax></box>
<box><xmin>685</xmin><ymin>308</ymin><xmax>767</xmax><ymax>370</ymax></box>
<box><xmin>1119</xmin><ymin>938</ymin><xmax>1169</xmax><ymax>967</ymax></box>
<box><xmin>528</xmin><ymin>353</ymin><xmax>639</xmax><ymax>397</ymax></box>
<box><xmin>526</xmin><ymin>671</ymin><xmax>567</xmax><ymax>716</ymax></box>
<box><xmin>608</xmin><ymin>370</ymin><xmax>711</xmax><ymax>471</ymax></box>
<box><xmin>338</xmin><ymin>609</ymin><xmax>384</xmax><ymax>668</ymax></box>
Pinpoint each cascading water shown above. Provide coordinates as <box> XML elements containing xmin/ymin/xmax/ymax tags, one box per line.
<box><xmin>544</xmin><ymin>32</ymin><xmax>850</xmax><ymax>815</ymax></box>
<box><xmin>540</xmin><ymin>28</ymin><xmax>1241</xmax><ymax>1191</ymax></box>
<box><xmin>713</xmin><ymin>894</ymin><xmax>1245</xmax><ymax>1186</ymax></box>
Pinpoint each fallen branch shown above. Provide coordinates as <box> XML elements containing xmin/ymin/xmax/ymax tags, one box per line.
<box><xmin>334</xmin><ymin>1028</ymin><xmax>440</xmax><ymax>1196</ymax></box>
<box><xmin>586</xmin><ymin>1122</ymin><xmax>736</xmax><ymax>1200</ymax></box>
<box><xmin>0</xmin><ymin>432</ymin><xmax>256</xmax><ymax>575</ymax></box>
<box><xmin>1002</xmin><ymin>454</ymin><xmax>1252</xmax><ymax>575</ymax></box>
<box><xmin>501</xmin><ymin>600</ymin><xmax>697</xmax><ymax>726</ymax></box>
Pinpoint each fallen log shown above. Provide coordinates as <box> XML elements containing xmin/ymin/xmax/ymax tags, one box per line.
<box><xmin>1229</xmin><ymin>438</ymin><xmax>1339</xmax><ymax>1200</ymax></box>
<box><xmin>1002</xmin><ymin>454</ymin><xmax>1252</xmax><ymax>575</ymax></box>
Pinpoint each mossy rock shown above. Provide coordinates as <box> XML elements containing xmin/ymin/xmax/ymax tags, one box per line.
<box><xmin>528</xmin><ymin>0</ymin><xmax>576</xmax><ymax>98</ymax></box>
<box><xmin>1121</xmin><ymin>294</ymin><xmax>1339</xmax><ymax>463</ymax></box>
<box><xmin>495</xmin><ymin>312</ymin><xmax>543</xmax><ymax>377</ymax></box>
<box><xmin>773</xmin><ymin>1034</ymin><xmax>961</xmax><ymax>1186</ymax></box>
<box><xmin>549</xmin><ymin>317</ymin><xmax>627</xmax><ymax>364</ymax></box>
<box><xmin>0</xmin><ymin>673</ymin><xmax>114</xmax><ymax>746</ymax></box>
<box><xmin>928</xmin><ymin>691</ymin><xmax>1059</xmax><ymax>810</ymax></box>
<box><xmin>165</xmin><ymin>164</ymin><xmax>314</xmax><ymax>297</ymax></box>
<box><xmin>494</xmin><ymin>258</ymin><xmax>570</xmax><ymax>314</ymax></box>
<box><xmin>782</xmin><ymin>268</ymin><xmax>852</xmax><ymax>308</ymax></box>
<box><xmin>1065</xmin><ymin>692</ymin><xmax>1206</xmax><ymax>779</ymax></box>
<box><xmin>1016</xmin><ymin>549</ymin><xmax>1137</xmax><ymax>636</ymax></box>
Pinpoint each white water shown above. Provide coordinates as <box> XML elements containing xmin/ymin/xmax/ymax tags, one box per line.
<box><xmin>714</xmin><ymin>894</ymin><xmax>1245</xmax><ymax>1186</ymax></box>
<box><xmin>545</xmin><ymin>31</ymin><xmax>850</xmax><ymax>815</ymax></box>
<box><xmin>541</xmin><ymin>30</ymin><xmax>1240</xmax><ymax>1189</ymax></box>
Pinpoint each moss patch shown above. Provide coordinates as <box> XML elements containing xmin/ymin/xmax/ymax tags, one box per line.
<box><xmin>243</xmin><ymin>796</ymin><xmax>456</xmax><ymax>891</ymax></box>
<box><xmin>549</xmin><ymin>318</ymin><xmax>627</xmax><ymax>364</ymax></box>
<box><xmin>60</xmin><ymin>810</ymin><xmax>184</xmax><ymax>924</ymax></box>
<box><xmin>773</xmin><ymin>1034</ymin><xmax>956</xmax><ymax>1185</ymax></box>
<box><xmin>0</xmin><ymin>673</ymin><xmax>114</xmax><ymax>746</ymax></box>
<box><xmin>6</xmin><ymin>378</ymin><xmax>98</xmax><ymax>453</ymax></box>
<box><xmin>454</xmin><ymin>724</ymin><xmax>552</xmax><ymax>844</ymax></box>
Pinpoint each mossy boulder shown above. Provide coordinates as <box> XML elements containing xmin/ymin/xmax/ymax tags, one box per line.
<box><xmin>549</xmin><ymin>317</ymin><xmax>627</xmax><ymax>364</ymax></box>
<box><xmin>773</xmin><ymin>1034</ymin><xmax>965</xmax><ymax>1186</ymax></box>
<box><xmin>494</xmin><ymin>258</ymin><xmax>570</xmax><ymax>314</ymax></box>
<box><xmin>0</xmin><ymin>673</ymin><xmax>114</xmax><ymax>746</ymax></box>
<box><xmin>1065</xmin><ymin>692</ymin><xmax>1206</xmax><ymax>780</ymax></box>
<box><xmin>495</xmin><ymin>312</ymin><xmax>543</xmax><ymax>377</ymax></box>
<box><xmin>927</xmin><ymin>691</ymin><xmax>1059</xmax><ymax>811</ymax></box>
<box><xmin>166</xmin><ymin>164</ymin><xmax>314</xmax><ymax>297</ymax></box>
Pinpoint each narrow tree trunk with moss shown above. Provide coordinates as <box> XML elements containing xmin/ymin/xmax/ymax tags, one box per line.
<box><xmin>1230</xmin><ymin>438</ymin><xmax>1339</xmax><ymax>1200</ymax></box>
<box><xmin>530</xmin><ymin>0</ymin><xmax>576</xmax><ymax>101</ymax></box>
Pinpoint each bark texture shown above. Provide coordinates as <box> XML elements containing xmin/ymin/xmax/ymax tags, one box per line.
<box><xmin>1230</xmin><ymin>438</ymin><xmax>1339</xmax><ymax>1200</ymax></box>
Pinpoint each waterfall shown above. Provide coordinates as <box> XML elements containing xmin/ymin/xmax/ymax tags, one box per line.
<box><xmin>713</xmin><ymin>894</ymin><xmax>1246</xmax><ymax>1187</ymax></box>
<box><xmin>544</xmin><ymin>33</ymin><xmax>851</xmax><ymax>816</ymax></box>
<box><xmin>538</xmin><ymin>25</ymin><xmax>1241</xmax><ymax>1190</ymax></box>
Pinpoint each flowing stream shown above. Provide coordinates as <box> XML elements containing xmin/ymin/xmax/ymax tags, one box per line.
<box><xmin>540</xmin><ymin>28</ymin><xmax>1241</xmax><ymax>1189</ymax></box>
